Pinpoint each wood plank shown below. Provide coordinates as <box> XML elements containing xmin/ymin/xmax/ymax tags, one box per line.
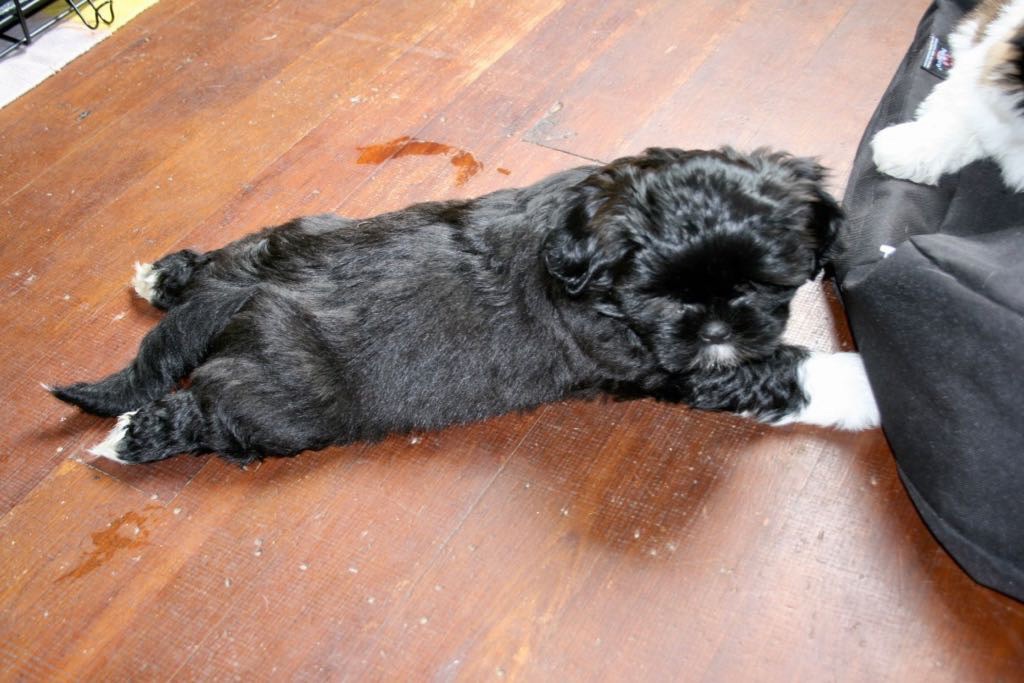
<box><xmin>0</xmin><ymin>0</ymin><xmax>309</xmax><ymax>197</ymax></box>
<box><xmin>622</xmin><ymin>0</ymin><xmax>935</xmax><ymax>187</ymax></box>
<box><xmin>159</xmin><ymin>418</ymin><xmax>537</xmax><ymax>680</ymax></box>
<box><xmin>523</xmin><ymin>0</ymin><xmax>929</xmax><ymax>187</ymax></box>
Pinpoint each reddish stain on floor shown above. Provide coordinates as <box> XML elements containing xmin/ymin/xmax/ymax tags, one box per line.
<box><xmin>56</xmin><ymin>506</ymin><xmax>156</xmax><ymax>581</ymax></box>
<box><xmin>356</xmin><ymin>136</ymin><xmax>483</xmax><ymax>186</ymax></box>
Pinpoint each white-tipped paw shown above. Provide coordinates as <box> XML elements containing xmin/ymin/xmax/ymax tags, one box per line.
<box><xmin>998</xmin><ymin>157</ymin><xmax>1024</xmax><ymax>193</ymax></box>
<box><xmin>131</xmin><ymin>262</ymin><xmax>159</xmax><ymax>304</ymax></box>
<box><xmin>88</xmin><ymin>411</ymin><xmax>136</xmax><ymax>462</ymax></box>
<box><xmin>871</xmin><ymin>123</ymin><xmax>944</xmax><ymax>185</ymax></box>
<box><xmin>775</xmin><ymin>352</ymin><xmax>880</xmax><ymax>431</ymax></box>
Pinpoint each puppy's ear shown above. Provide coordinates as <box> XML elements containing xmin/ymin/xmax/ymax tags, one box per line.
<box><xmin>775</xmin><ymin>154</ymin><xmax>844</xmax><ymax>275</ymax></box>
<box><xmin>806</xmin><ymin>182</ymin><xmax>843</xmax><ymax>275</ymax></box>
<box><xmin>543</xmin><ymin>198</ymin><xmax>611</xmax><ymax>296</ymax></box>
<box><xmin>543</xmin><ymin>178</ymin><xmax>631</xmax><ymax>296</ymax></box>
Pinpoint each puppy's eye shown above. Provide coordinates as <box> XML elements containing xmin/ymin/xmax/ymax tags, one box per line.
<box><xmin>747</xmin><ymin>282</ymin><xmax>790</xmax><ymax>297</ymax></box>
<box><xmin>668</xmin><ymin>286</ymin><xmax>701</xmax><ymax>305</ymax></box>
<box><xmin>660</xmin><ymin>297</ymin><xmax>701</xmax><ymax>316</ymax></box>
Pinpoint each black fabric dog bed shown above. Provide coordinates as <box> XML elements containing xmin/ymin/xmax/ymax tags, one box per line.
<box><xmin>837</xmin><ymin>0</ymin><xmax>1024</xmax><ymax>602</ymax></box>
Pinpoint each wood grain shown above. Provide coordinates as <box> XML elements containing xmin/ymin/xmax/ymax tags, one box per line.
<box><xmin>1</xmin><ymin>0</ymin><xmax>1022</xmax><ymax>680</ymax></box>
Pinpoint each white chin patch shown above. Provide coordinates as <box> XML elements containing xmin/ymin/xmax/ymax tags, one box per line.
<box><xmin>774</xmin><ymin>352</ymin><xmax>881</xmax><ymax>431</ymax></box>
<box><xmin>700</xmin><ymin>344</ymin><xmax>739</xmax><ymax>368</ymax></box>
<box><xmin>132</xmin><ymin>262</ymin><xmax>158</xmax><ymax>304</ymax></box>
<box><xmin>88</xmin><ymin>411</ymin><xmax>136</xmax><ymax>462</ymax></box>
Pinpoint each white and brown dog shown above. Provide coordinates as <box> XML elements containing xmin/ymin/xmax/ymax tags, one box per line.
<box><xmin>873</xmin><ymin>0</ymin><xmax>1024</xmax><ymax>191</ymax></box>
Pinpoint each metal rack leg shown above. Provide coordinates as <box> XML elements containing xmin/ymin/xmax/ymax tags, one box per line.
<box><xmin>65</xmin><ymin>0</ymin><xmax>115</xmax><ymax>30</ymax></box>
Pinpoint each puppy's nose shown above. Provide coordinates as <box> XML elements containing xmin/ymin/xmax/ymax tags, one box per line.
<box><xmin>699</xmin><ymin>321</ymin><xmax>732</xmax><ymax>344</ymax></box>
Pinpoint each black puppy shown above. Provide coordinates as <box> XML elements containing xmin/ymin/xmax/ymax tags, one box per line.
<box><xmin>52</xmin><ymin>147</ymin><xmax>878</xmax><ymax>465</ymax></box>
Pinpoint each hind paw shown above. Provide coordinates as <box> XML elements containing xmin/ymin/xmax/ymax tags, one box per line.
<box><xmin>131</xmin><ymin>262</ymin><xmax>159</xmax><ymax>305</ymax></box>
<box><xmin>88</xmin><ymin>411</ymin><xmax>137</xmax><ymax>462</ymax></box>
<box><xmin>87</xmin><ymin>402</ymin><xmax>196</xmax><ymax>464</ymax></box>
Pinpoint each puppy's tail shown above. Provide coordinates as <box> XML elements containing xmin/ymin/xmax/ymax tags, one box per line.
<box><xmin>51</xmin><ymin>289</ymin><xmax>251</xmax><ymax>416</ymax></box>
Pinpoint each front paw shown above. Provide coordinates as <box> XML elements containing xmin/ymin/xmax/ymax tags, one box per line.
<box><xmin>998</xmin><ymin>157</ymin><xmax>1024</xmax><ymax>193</ymax></box>
<box><xmin>774</xmin><ymin>352</ymin><xmax>880</xmax><ymax>431</ymax></box>
<box><xmin>871</xmin><ymin>123</ymin><xmax>943</xmax><ymax>185</ymax></box>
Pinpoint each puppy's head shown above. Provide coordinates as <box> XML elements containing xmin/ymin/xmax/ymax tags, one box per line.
<box><xmin>543</xmin><ymin>147</ymin><xmax>842</xmax><ymax>372</ymax></box>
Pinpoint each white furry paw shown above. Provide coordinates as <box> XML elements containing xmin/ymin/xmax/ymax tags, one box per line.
<box><xmin>774</xmin><ymin>352</ymin><xmax>880</xmax><ymax>431</ymax></box>
<box><xmin>88</xmin><ymin>411</ymin><xmax>136</xmax><ymax>462</ymax></box>
<box><xmin>132</xmin><ymin>262</ymin><xmax>159</xmax><ymax>304</ymax></box>
<box><xmin>871</xmin><ymin>123</ymin><xmax>944</xmax><ymax>185</ymax></box>
<box><xmin>999</xmin><ymin>160</ymin><xmax>1024</xmax><ymax>193</ymax></box>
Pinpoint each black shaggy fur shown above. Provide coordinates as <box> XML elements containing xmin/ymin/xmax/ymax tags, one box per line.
<box><xmin>53</xmin><ymin>147</ymin><xmax>842</xmax><ymax>465</ymax></box>
<box><xmin>1009</xmin><ymin>26</ymin><xmax>1024</xmax><ymax>110</ymax></box>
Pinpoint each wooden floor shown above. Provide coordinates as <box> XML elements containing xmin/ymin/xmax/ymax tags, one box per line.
<box><xmin>2</xmin><ymin>0</ymin><xmax>1022</xmax><ymax>680</ymax></box>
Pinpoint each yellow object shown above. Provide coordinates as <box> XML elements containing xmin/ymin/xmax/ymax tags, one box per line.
<box><xmin>43</xmin><ymin>0</ymin><xmax>158</xmax><ymax>30</ymax></box>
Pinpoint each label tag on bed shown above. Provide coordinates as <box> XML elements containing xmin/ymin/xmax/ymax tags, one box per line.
<box><xmin>921</xmin><ymin>35</ymin><xmax>954</xmax><ymax>79</ymax></box>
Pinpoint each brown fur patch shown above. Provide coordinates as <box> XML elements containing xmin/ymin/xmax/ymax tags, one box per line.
<box><xmin>968</xmin><ymin>0</ymin><xmax>1011</xmax><ymax>42</ymax></box>
<box><xmin>983</xmin><ymin>24</ymin><xmax>1024</xmax><ymax>94</ymax></box>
